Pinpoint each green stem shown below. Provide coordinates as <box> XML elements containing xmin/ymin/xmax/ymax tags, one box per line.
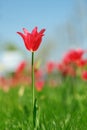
<box><xmin>32</xmin><ymin>52</ymin><xmax>35</xmax><ymax>109</ymax></box>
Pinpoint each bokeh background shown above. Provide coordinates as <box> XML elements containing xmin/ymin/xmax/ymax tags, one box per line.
<box><xmin>0</xmin><ymin>1</ymin><xmax>87</xmax><ymax>129</ymax></box>
<box><xmin>0</xmin><ymin>0</ymin><xmax>87</xmax><ymax>75</ymax></box>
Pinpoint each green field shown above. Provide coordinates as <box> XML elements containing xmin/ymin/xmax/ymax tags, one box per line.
<box><xmin>0</xmin><ymin>78</ymin><xmax>87</xmax><ymax>130</ymax></box>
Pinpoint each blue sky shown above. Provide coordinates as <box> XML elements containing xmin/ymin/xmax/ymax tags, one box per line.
<box><xmin>0</xmin><ymin>0</ymin><xmax>87</xmax><ymax>61</ymax></box>
<box><xmin>0</xmin><ymin>0</ymin><xmax>74</xmax><ymax>41</ymax></box>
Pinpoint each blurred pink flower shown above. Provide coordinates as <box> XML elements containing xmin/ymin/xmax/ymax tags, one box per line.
<box><xmin>35</xmin><ymin>69</ymin><xmax>43</xmax><ymax>79</ymax></box>
<box><xmin>46</xmin><ymin>61</ymin><xmax>56</xmax><ymax>73</ymax></box>
<box><xmin>35</xmin><ymin>80</ymin><xmax>44</xmax><ymax>91</ymax></box>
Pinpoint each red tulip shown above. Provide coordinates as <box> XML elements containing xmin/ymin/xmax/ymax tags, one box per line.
<box><xmin>17</xmin><ymin>27</ymin><xmax>45</xmax><ymax>52</ymax></box>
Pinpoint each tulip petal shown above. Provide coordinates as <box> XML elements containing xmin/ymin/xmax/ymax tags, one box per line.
<box><xmin>17</xmin><ymin>32</ymin><xmax>29</xmax><ymax>50</ymax></box>
<box><xmin>39</xmin><ymin>29</ymin><xmax>45</xmax><ymax>35</ymax></box>
<box><xmin>32</xmin><ymin>27</ymin><xmax>38</xmax><ymax>35</ymax></box>
<box><xmin>23</xmin><ymin>28</ymin><xmax>29</xmax><ymax>35</ymax></box>
<box><xmin>33</xmin><ymin>37</ymin><xmax>42</xmax><ymax>51</ymax></box>
<box><xmin>17</xmin><ymin>32</ymin><xmax>25</xmax><ymax>38</ymax></box>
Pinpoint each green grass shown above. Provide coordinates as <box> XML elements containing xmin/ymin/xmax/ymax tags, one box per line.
<box><xmin>0</xmin><ymin>79</ymin><xmax>87</xmax><ymax>130</ymax></box>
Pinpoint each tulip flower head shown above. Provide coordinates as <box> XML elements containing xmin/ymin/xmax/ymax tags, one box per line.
<box><xmin>17</xmin><ymin>27</ymin><xmax>45</xmax><ymax>52</ymax></box>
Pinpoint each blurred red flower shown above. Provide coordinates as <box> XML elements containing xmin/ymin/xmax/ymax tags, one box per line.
<box><xmin>76</xmin><ymin>59</ymin><xmax>87</xmax><ymax>67</ymax></box>
<box><xmin>57</xmin><ymin>63</ymin><xmax>75</xmax><ymax>77</ymax></box>
<box><xmin>57</xmin><ymin>63</ymin><xmax>64</xmax><ymax>71</ymax></box>
<box><xmin>35</xmin><ymin>69</ymin><xmax>43</xmax><ymax>79</ymax></box>
<box><xmin>63</xmin><ymin>49</ymin><xmax>85</xmax><ymax>64</ymax></box>
<box><xmin>82</xmin><ymin>71</ymin><xmax>87</xmax><ymax>80</ymax></box>
<box><xmin>46</xmin><ymin>61</ymin><xmax>56</xmax><ymax>73</ymax></box>
<box><xmin>17</xmin><ymin>27</ymin><xmax>45</xmax><ymax>52</ymax></box>
<box><xmin>35</xmin><ymin>80</ymin><xmax>44</xmax><ymax>91</ymax></box>
<box><xmin>15</xmin><ymin>61</ymin><xmax>26</xmax><ymax>74</ymax></box>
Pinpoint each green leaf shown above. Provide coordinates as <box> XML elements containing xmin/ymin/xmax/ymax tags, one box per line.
<box><xmin>33</xmin><ymin>98</ymin><xmax>40</xmax><ymax>130</ymax></box>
